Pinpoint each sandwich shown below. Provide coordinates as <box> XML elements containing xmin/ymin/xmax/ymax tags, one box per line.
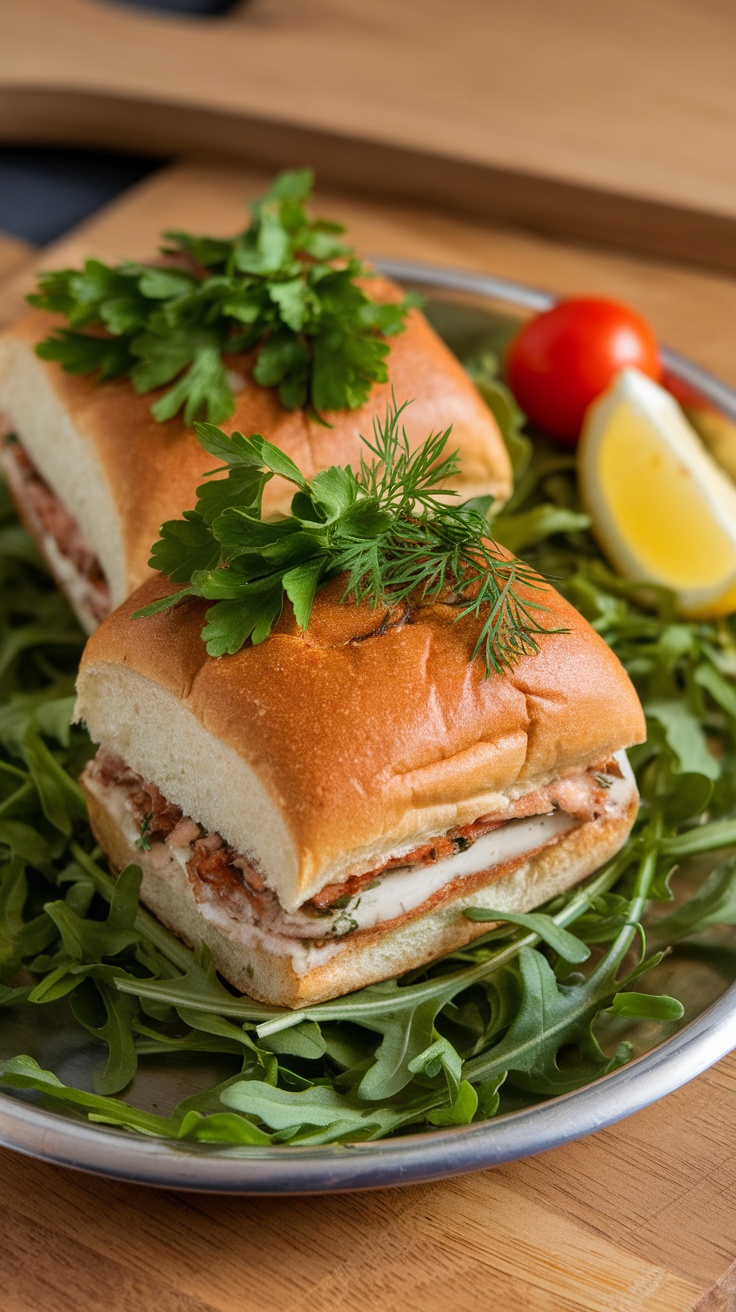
<box><xmin>74</xmin><ymin>403</ymin><xmax>645</xmax><ymax>1006</ymax></box>
<box><xmin>76</xmin><ymin>574</ymin><xmax>643</xmax><ymax>1007</ymax></box>
<box><xmin>0</xmin><ymin>173</ymin><xmax>510</xmax><ymax>635</ymax></box>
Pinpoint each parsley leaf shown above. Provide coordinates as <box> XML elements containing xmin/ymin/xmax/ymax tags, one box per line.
<box><xmin>148</xmin><ymin>511</ymin><xmax>220</xmax><ymax>583</ymax></box>
<box><xmin>29</xmin><ymin>170</ymin><xmax>417</xmax><ymax>424</ymax></box>
<box><xmin>3</xmin><ymin>318</ymin><xmax>736</xmax><ymax>1148</ymax></box>
<box><xmin>36</xmin><ymin>330</ymin><xmax>134</xmax><ymax>381</ymax></box>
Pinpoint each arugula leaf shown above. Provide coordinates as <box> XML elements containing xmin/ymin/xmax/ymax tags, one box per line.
<box><xmin>0</xmin><ymin>859</ymin><xmax>29</xmax><ymax>974</ymax></box>
<box><xmin>176</xmin><ymin>1110</ymin><xmax>271</xmax><ymax>1146</ymax></box>
<box><xmin>22</xmin><ymin>729</ymin><xmax>86</xmax><ymax>835</ymax></box>
<box><xmin>0</xmin><ymin>1056</ymin><xmax>172</xmax><ymax>1136</ymax></box>
<box><xmin>29</xmin><ymin>170</ymin><xmax>415</xmax><ymax>423</ymax></box>
<box><xmin>2</xmin><ymin>323</ymin><xmax>736</xmax><ymax>1149</ymax></box>
<box><xmin>426</xmin><ymin>1081</ymin><xmax>478</xmax><ymax>1127</ymax></box>
<box><xmin>608</xmin><ymin>991</ymin><xmax>684</xmax><ymax>1021</ymax></box>
<box><xmin>492</xmin><ymin>504</ymin><xmax>591</xmax><ymax>555</ymax></box>
<box><xmin>646</xmin><ymin>701</ymin><xmax>720</xmax><ymax>781</ymax></box>
<box><xmin>462</xmin><ymin>946</ymin><xmax>628</xmax><ymax>1095</ymax></box>
<box><xmin>0</xmin><ymin>821</ymin><xmax>53</xmax><ymax>868</ymax></box>
<box><xmin>649</xmin><ymin>856</ymin><xmax>736</xmax><ymax>946</ymax></box>
<box><xmin>407</xmin><ymin>1035</ymin><xmax>463</xmax><ymax>1099</ymax></box>
<box><xmin>465</xmin><ymin>351</ymin><xmax>532</xmax><ymax>483</ymax></box>
<box><xmin>462</xmin><ymin>908</ymin><xmax>591</xmax><ymax>963</ymax></box>
<box><xmin>43</xmin><ymin>864</ymin><xmax>143</xmax><ymax>964</ymax></box>
<box><xmin>221</xmin><ymin>1080</ymin><xmax>375</xmax><ymax>1132</ymax></box>
<box><xmin>71</xmin><ymin>980</ymin><xmax>139</xmax><ymax>1095</ymax></box>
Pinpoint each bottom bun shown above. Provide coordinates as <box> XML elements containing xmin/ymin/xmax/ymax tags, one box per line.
<box><xmin>83</xmin><ymin>767</ymin><xmax>639</xmax><ymax>1007</ymax></box>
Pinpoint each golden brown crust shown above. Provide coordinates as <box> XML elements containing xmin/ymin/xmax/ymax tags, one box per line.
<box><xmin>79</xmin><ymin>569</ymin><xmax>646</xmax><ymax>904</ymax></box>
<box><xmin>84</xmin><ymin>773</ymin><xmax>639</xmax><ymax>1006</ymax></box>
<box><xmin>3</xmin><ymin>278</ymin><xmax>510</xmax><ymax>598</ymax></box>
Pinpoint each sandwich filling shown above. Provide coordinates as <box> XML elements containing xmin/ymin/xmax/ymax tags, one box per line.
<box><xmin>0</xmin><ymin>435</ymin><xmax>110</xmax><ymax>630</ymax></box>
<box><xmin>84</xmin><ymin>748</ymin><xmax>634</xmax><ymax>963</ymax></box>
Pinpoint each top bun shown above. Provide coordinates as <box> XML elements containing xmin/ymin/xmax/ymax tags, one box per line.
<box><xmin>0</xmin><ymin>275</ymin><xmax>511</xmax><ymax>610</ymax></box>
<box><xmin>76</xmin><ymin>571</ymin><xmax>646</xmax><ymax>912</ymax></box>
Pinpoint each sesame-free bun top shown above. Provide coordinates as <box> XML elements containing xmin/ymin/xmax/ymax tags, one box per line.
<box><xmin>0</xmin><ymin>276</ymin><xmax>511</xmax><ymax>610</ymax></box>
<box><xmin>75</xmin><ymin>572</ymin><xmax>646</xmax><ymax>913</ymax></box>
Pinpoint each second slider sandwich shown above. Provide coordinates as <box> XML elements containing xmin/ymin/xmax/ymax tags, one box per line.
<box><xmin>74</xmin><ymin>416</ymin><xmax>645</xmax><ymax>1007</ymax></box>
<box><xmin>0</xmin><ymin>170</ymin><xmax>510</xmax><ymax>632</ymax></box>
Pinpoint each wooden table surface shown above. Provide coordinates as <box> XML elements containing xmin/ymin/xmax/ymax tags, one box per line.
<box><xmin>2</xmin><ymin>160</ymin><xmax>736</xmax><ymax>1311</ymax></box>
<box><xmin>3</xmin><ymin>0</ymin><xmax>736</xmax><ymax>272</ymax></box>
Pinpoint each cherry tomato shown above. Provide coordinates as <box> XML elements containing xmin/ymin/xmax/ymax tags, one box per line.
<box><xmin>506</xmin><ymin>297</ymin><xmax>661</xmax><ymax>443</ymax></box>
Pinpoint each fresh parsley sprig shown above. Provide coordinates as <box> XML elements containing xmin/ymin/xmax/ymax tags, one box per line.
<box><xmin>134</xmin><ymin>400</ymin><xmax>553</xmax><ymax>674</ymax></box>
<box><xmin>28</xmin><ymin>168</ymin><xmax>417</xmax><ymax>424</ymax></box>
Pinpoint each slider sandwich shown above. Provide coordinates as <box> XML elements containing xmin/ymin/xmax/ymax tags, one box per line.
<box><xmin>0</xmin><ymin>173</ymin><xmax>510</xmax><ymax>634</ymax></box>
<box><xmin>74</xmin><ymin>417</ymin><xmax>645</xmax><ymax>1007</ymax></box>
<box><xmin>76</xmin><ymin>575</ymin><xmax>644</xmax><ymax>1007</ymax></box>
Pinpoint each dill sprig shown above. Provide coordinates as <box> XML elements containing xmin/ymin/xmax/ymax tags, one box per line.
<box><xmin>27</xmin><ymin>168</ymin><xmax>416</xmax><ymax>425</ymax></box>
<box><xmin>134</xmin><ymin>399</ymin><xmax>554</xmax><ymax>673</ymax></box>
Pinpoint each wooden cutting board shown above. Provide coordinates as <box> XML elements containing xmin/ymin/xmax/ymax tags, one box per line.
<box><xmin>2</xmin><ymin>159</ymin><xmax>736</xmax><ymax>1311</ymax></box>
<box><xmin>0</xmin><ymin>234</ymin><xmax>32</xmax><ymax>286</ymax></box>
<box><xmin>5</xmin><ymin>156</ymin><xmax>736</xmax><ymax>389</ymax></box>
<box><xmin>3</xmin><ymin>0</ymin><xmax>736</xmax><ymax>273</ymax></box>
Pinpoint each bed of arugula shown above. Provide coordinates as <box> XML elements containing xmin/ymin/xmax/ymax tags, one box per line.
<box><xmin>1</xmin><ymin>324</ymin><xmax>736</xmax><ymax>1151</ymax></box>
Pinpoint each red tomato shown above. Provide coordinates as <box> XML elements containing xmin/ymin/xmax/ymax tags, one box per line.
<box><xmin>506</xmin><ymin>297</ymin><xmax>662</xmax><ymax>443</ymax></box>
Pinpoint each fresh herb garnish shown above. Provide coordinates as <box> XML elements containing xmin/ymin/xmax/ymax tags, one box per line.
<box><xmin>28</xmin><ymin>168</ymin><xmax>417</xmax><ymax>424</ymax></box>
<box><xmin>594</xmin><ymin>772</ymin><xmax>614</xmax><ymax>788</ymax></box>
<box><xmin>1</xmin><ymin>341</ymin><xmax>736</xmax><ymax>1146</ymax></box>
<box><xmin>135</xmin><ymin>812</ymin><xmax>153</xmax><ymax>852</ymax></box>
<box><xmin>134</xmin><ymin>399</ymin><xmax>553</xmax><ymax>674</ymax></box>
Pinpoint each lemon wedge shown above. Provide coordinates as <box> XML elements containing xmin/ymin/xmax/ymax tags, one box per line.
<box><xmin>578</xmin><ymin>368</ymin><xmax>736</xmax><ymax>617</ymax></box>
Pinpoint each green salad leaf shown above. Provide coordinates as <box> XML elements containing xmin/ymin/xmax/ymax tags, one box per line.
<box><xmin>1</xmin><ymin>336</ymin><xmax>736</xmax><ymax>1146</ymax></box>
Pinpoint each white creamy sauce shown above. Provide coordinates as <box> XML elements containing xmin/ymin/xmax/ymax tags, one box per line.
<box><xmin>288</xmin><ymin>752</ymin><xmax>634</xmax><ymax>936</ymax></box>
<box><xmin>95</xmin><ymin>750</ymin><xmax>636</xmax><ymax>975</ymax></box>
<box><xmin>167</xmin><ymin>850</ymin><xmax>341</xmax><ymax>974</ymax></box>
<box><xmin>40</xmin><ymin>533</ymin><xmax>98</xmax><ymax>635</ymax></box>
<box><xmin>171</xmin><ymin>811</ymin><xmax>577</xmax><ymax>939</ymax></box>
<box><xmin>325</xmin><ymin>810</ymin><xmax>577</xmax><ymax>935</ymax></box>
<box><xmin>99</xmin><ymin>779</ymin><xmax>341</xmax><ymax>974</ymax></box>
<box><xmin>0</xmin><ymin>444</ymin><xmax>99</xmax><ymax>635</ymax></box>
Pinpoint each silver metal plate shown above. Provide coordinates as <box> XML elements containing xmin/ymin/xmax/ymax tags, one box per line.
<box><xmin>1</xmin><ymin>260</ymin><xmax>734</xmax><ymax>1193</ymax></box>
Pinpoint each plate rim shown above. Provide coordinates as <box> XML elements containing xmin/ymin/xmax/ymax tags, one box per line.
<box><xmin>2</xmin><ymin>257</ymin><xmax>734</xmax><ymax>1193</ymax></box>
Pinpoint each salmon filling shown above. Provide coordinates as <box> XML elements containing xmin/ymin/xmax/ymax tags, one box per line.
<box><xmin>0</xmin><ymin>436</ymin><xmax>110</xmax><ymax>624</ymax></box>
<box><xmin>88</xmin><ymin>748</ymin><xmax>619</xmax><ymax>941</ymax></box>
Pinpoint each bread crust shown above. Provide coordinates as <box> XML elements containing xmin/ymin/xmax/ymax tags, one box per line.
<box><xmin>0</xmin><ymin>277</ymin><xmax>510</xmax><ymax>608</ymax></box>
<box><xmin>84</xmin><ymin>770</ymin><xmax>639</xmax><ymax>1007</ymax></box>
<box><xmin>76</xmin><ymin>571</ymin><xmax>646</xmax><ymax>908</ymax></box>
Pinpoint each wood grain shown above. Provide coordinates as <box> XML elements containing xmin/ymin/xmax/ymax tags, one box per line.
<box><xmin>0</xmin><ymin>233</ymin><xmax>33</xmax><ymax>284</ymax></box>
<box><xmin>0</xmin><ymin>1099</ymin><xmax>717</xmax><ymax>1312</ymax></box>
<box><xmin>693</xmin><ymin>1259</ymin><xmax>736</xmax><ymax>1311</ymax></box>
<box><xmin>5</xmin><ymin>157</ymin><xmax>736</xmax><ymax>387</ymax></box>
<box><xmin>1</xmin><ymin>158</ymin><xmax>736</xmax><ymax>1309</ymax></box>
<box><xmin>3</xmin><ymin>0</ymin><xmax>736</xmax><ymax>271</ymax></box>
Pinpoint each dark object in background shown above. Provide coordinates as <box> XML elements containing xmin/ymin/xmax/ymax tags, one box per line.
<box><xmin>0</xmin><ymin>2</ymin><xmax>241</xmax><ymax>246</ymax></box>
<box><xmin>100</xmin><ymin>0</ymin><xmax>241</xmax><ymax>14</ymax></box>
<box><xmin>0</xmin><ymin>148</ymin><xmax>163</xmax><ymax>246</ymax></box>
